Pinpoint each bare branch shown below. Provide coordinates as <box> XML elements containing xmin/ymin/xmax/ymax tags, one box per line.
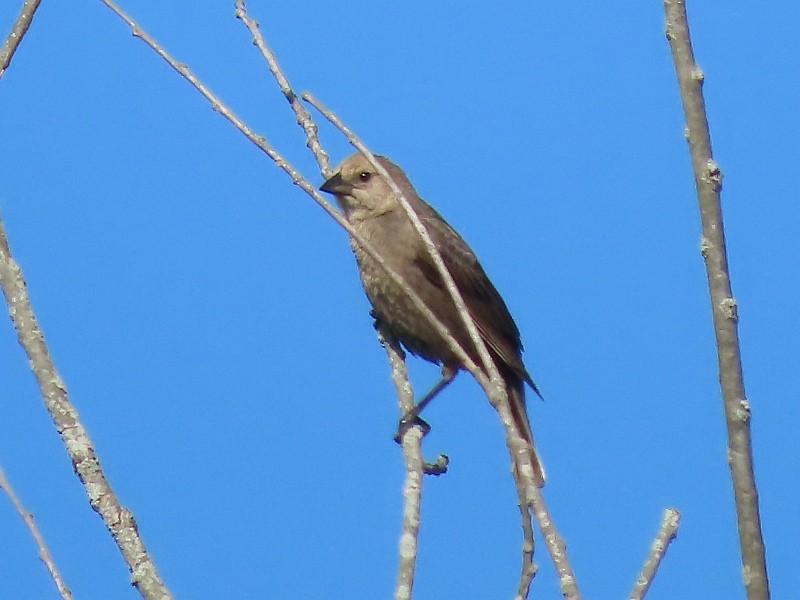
<box><xmin>0</xmin><ymin>0</ymin><xmax>42</xmax><ymax>79</ymax></box>
<box><xmin>528</xmin><ymin>487</ymin><xmax>580</xmax><ymax>600</ymax></box>
<box><xmin>513</xmin><ymin>480</ymin><xmax>537</xmax><ymax>600</ymax></box>
<box><xmin>664</xmin><ymin>3</ymin><xmax>770</xmax><ymax>599</ymax></box>
<box><xmin>0</xmin><ymin>217</ymin><xmax>171</xmax><ymax>600</ymax></box>
<box><xmin>0</xmin><ymin>462</ymin><xmax>72</xmax><ymax>600</ymax></box>
<box><xmin>98</xmin><ymin>0</ymin><xmax>305</xmax><ymax>185</ymax></box>
<box><xmin>233</xmin><ymin>0</ymin><xmax>330</xmax><ymax>175</ymax></box>
<box><xmin>374</xmin><ymin>327</ymin><xmax>428</xmax><ymax>600</ymax></box>
<box><xmin>629</xmin><ymin>508</ymin><xmax>681</xmax><ymax>600</ymax></box>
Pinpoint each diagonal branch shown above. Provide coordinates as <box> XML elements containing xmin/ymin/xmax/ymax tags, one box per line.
<box><xmin>233</xmin><ymin>0</ymin><xmax>330</xmax><ymax>175</ymax></box>
<box><xmin>0</xmin><ymin>462</ymin><xmax>73</xmax><ymax>600</ymax></box>
<box><xmin>629</xmin><ymin>508</ymin><xmax>681</xmax><ymax>600</ymax></box>
<box><xmin>527</xmin><ymin>486</ymin><xmax>579</xmax><ymax>600</ymax></box>
<box><xmin>664</xmin><ymin>2</ymin><xmax>769</xmax><ymax>599</ymax></box>
<box><xmin>0</xmin><ymin>0</ymin><xmax>42</xmax><ymax>79</ymax></box>
<box><xmin>0</xmin><ymin>217</ymin><xmax>171</xmax><ymax>600</ymax></box>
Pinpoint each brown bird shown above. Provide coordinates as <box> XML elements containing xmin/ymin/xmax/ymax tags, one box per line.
<box><xmin>320</xmin><ymin>152</ymin><xmax>544</xmax><ymax>486</ymax></box>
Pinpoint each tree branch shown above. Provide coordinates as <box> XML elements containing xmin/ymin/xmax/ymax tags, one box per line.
<box><xmin>233</xmin><ymin>0</ymin><xmax>330</xmax><ymax>175</ymax></box>
<box><xmin>0</xmin><ymin>0</ymin><xmax>42</xmax><ymax>79</ymax></box>
<box><xmin>629</xmin><ymin>508</ymin><xmax>681</xmax><ymax>600</ymax></box>
<box><xmin>513</xmin><ymin>479</ymin><xmax>537</xmax><ymax>600</ymax></box>
<box><xmin>374</xmin><ymin>326</ymin><xmax>432</xmax><ymax>600</ymax></box>
<box><xmin>0</xmin><ymin>462</ymin><xmax>72</xmax><ymax>600</ymax></box>
<box><xmin>0</xmin><ymin>216</ymin><xmax>171</xmax><ymax>600</ymax></box>
<box><xmin>528</xmin><ymin>486</ymin><xmax>579</xmax><ymax>599</ymax></box>
<box><xmin>664</xmin><ymin>2</ymin><xmax>769</xmax><ymax>599</ymax></box>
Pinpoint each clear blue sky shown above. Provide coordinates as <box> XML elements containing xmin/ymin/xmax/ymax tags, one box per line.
<box><xmin>1</xmin><ymin>2</ymin><xmax>797</xmax><ymax>599</ymax></box>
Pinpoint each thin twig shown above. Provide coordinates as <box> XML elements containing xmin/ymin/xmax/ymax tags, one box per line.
<box><xmin>629</xmin><ymin>508</ymin><xmax>681</xmax><ymax>600</ymax></box>
<box><xmin>0</xmin><ymin>463</ymin><xmax>73</xmax><ymax>600</ymax></box>
<box><xmin>528</xmin><ymin>486</ymin><xmax>580</xmax><ymax>600</ymax></box>
<box><xmin>0</xmin><ymin>217</ymin><xmax>171</xmax><ymax>600</ymax></box>
<box><xmin>514</xmin><ymin>480</ymin><xmax>536</xmax><ymax>600</ymax></box>
<box><xmin>233</xmin><ymin>0</ymin><xmax>330</xmax><ymax>175</ymax></box>
<box><xmin>0</xmin><ymin>0</ymin><xmax>42</xmax><ymax>79</ymax></box>
<box><xmin>375</xmin><ymin>327</ymin><xmax>429</xmax><ymax>600</ymax></box>
<box><xmin>664</xmin><ymin>3</ymin><xmax>769</xmax><ymax>599</ymax></box>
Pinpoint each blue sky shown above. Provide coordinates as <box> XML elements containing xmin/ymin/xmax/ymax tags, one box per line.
<box><xmin>1</xmin><ymin>2</ymin><xmax>797</xmax><ymax>599</ymax></box>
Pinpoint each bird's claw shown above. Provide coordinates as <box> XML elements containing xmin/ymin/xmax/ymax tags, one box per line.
<box><xmin>423</xmin><ymin>454</ymin><xmax>449</xmax><ymax>475</ymax></box>
<box><xmin>394</xmin><ymin>415</ymin><xmax>431</xmax><ymax>444</ymax></box>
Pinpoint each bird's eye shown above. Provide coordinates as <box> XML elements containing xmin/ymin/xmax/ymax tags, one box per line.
<box><xmin>358</xmin><ymin>171</ymin><xmax>373</xmax><ymax>182</ymax></box>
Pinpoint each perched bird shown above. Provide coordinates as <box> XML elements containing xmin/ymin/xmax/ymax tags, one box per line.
<box><xmin>320</xmin><ymin>152</ymin><xmax>544</xmax><ymax>486</ymax></box>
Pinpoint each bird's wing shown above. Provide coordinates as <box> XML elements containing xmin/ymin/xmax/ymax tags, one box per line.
<box><xmin>411</xmin><ymin>206</ymin><xmax>534</xmax><ymax>387</ymax></box>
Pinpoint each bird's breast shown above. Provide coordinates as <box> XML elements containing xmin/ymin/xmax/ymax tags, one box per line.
<box><xmin>349</xmin><ymin>217</ymin><xmax>460</xmax><ymax>365</ymax></box>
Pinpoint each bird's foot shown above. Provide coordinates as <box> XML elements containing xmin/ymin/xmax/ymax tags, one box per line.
<box><xmin>422</xmin><ymin>454</ymin><xmax>449</xmax><ymax>476</ymax></box>
<box><xmin>394</xmin><ymin>415</ymin><xmax>431</xmax><ymax>444</ymax></box>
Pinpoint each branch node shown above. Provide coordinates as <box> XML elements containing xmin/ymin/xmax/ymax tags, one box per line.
<box><xmin>705</xmin><ymin>159</ymin><xmax>723</xmax><ymax>190</ymax></box>
<box><xmin>734</xmin><ymin>399</ymin><xmax>752</xmax><ymax>423</ymax></box>
<box><xmin>719</xmin><ymin>296</ymin><xmax>738</xmax><ymax>321</ymax></box>
<box><xmin>699</xmin><ymin>235</ymin><xmax>711</xmax><ymax>257</ymax></box>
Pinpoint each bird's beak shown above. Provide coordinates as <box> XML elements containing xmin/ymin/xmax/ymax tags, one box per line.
<box><xmin>320</xmin><ymin>172</ymin><xmax>350</xmax><ymax>195</ymax></box>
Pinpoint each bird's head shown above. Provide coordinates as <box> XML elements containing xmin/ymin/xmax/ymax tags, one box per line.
<box><xmin>320</xmin><ymin>153</ymin><xmax>406</xmax><ymax>222</ymax></box>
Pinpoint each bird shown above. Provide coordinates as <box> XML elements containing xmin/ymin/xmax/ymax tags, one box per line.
<box><xmin>320</xmin><ymin>152</ymin><xmax>544</xmax><ymax>487</ymax></box>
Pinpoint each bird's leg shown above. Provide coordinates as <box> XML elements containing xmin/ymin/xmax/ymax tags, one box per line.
<box><xmin>395</xmin><ymin>366</ymin><xmax>458</xmax><ymax>442</ymax></box>
<box><xmin>405</xmin><ymin>366</ymin><xmax>458</xmax><ymax>422</ymax></box>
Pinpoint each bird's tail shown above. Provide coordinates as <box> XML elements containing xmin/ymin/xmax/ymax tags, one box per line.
<box><xmin>507</xmin><ymin>377</ymin><xmax>545</xmax><ymax>488</ymax></box>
